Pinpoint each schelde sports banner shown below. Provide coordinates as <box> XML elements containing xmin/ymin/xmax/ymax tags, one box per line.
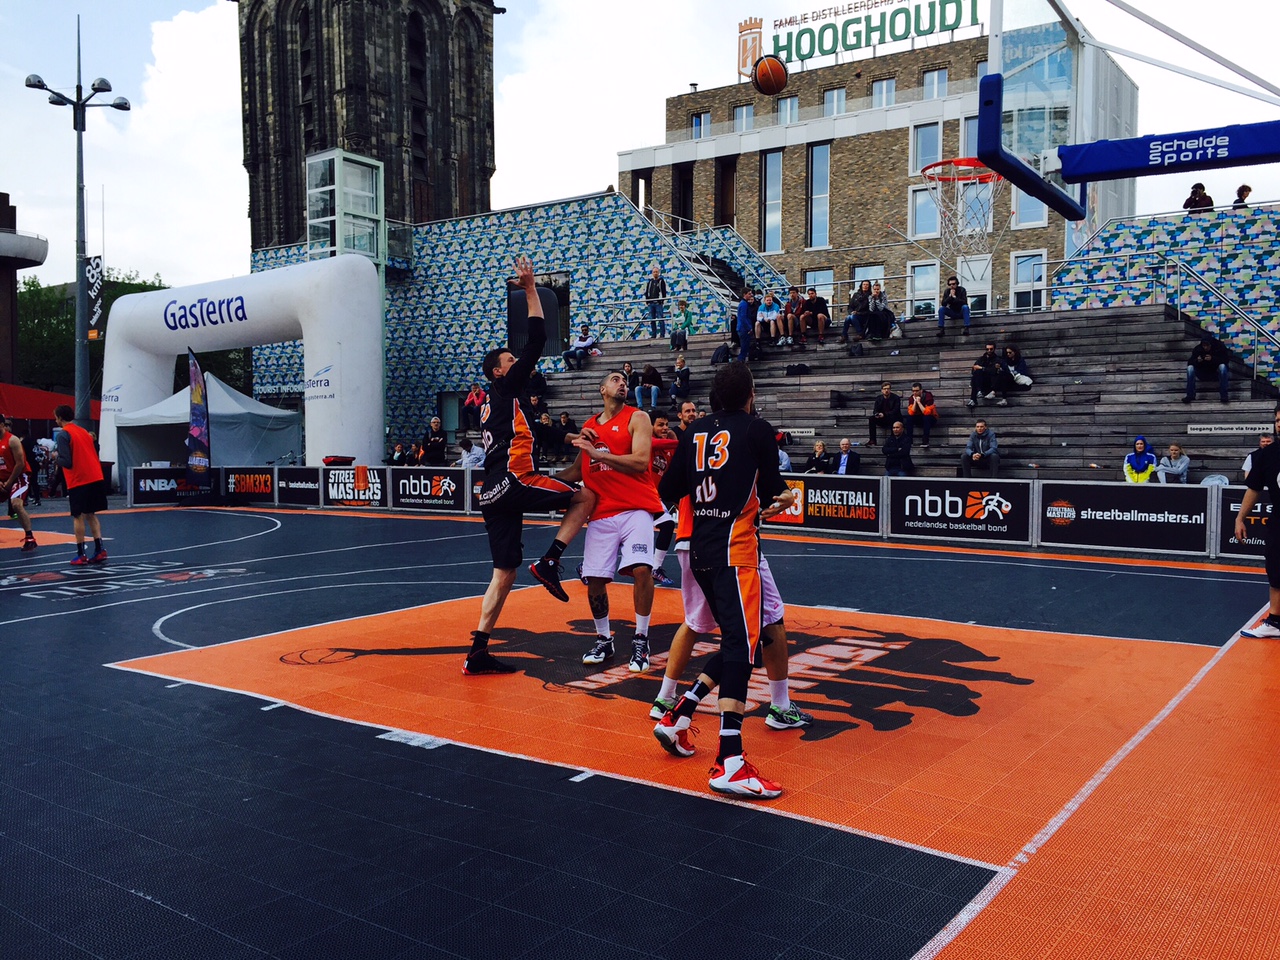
<box><xmin>765</xmin><ymin>474</ymin><xmax>879</xmax><ymax>535</ymax></box>
<box><xmin>1219</xmin><ymin>486</ymin><xmax>1269</xmax><ymax>558</ymax></box>
<box><xmin>1059</xmin><ymin>119</ymin><xmax>1280</xmax><ymax>183</ymax></box>
<box><xmin>1040</xmin><ymin>482</ymin><xmax>1210</xmax><ymax>554</ymax></box>
<box><xmin>323</xmin><ymin>466</ymin><xmax>387</xmax><ymax>508</ymax></box>
<box><xmin>391</xmin><ymin>468</ymin><xmax>467</xmax><ymax>512</ymax></box>
<box><xmin>888</xmin><ymin>478</ymin><xmax>1032</xmax><ymax>543</ymax></box>
<box><xmin>277</xmin><ymin>467</ymin><xmax>322</xmax><ymax>506</ymax></box>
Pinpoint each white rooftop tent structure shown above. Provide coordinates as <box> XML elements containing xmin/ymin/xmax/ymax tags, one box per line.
<box><xmin>114</xmin><ymin>373</ymin><xmax>301</xmax><ymax>476</ymax></box>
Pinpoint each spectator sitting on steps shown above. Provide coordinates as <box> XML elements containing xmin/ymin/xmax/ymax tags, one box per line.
<box><xmin>868</xmin><ymin>381</ymin><xmax>902</xmax><ymax>446</ymax></box>
<box><xmin>1123</xmin><ymin>436</ymin><xmax>1157</xmax><ymax>483</ymax></box>
<box><xmin>636</xmin><ymin>364</ymin><xmax>663</xmax><ymax>409</ymax></box>
<box><xmin>462</xmin><ymin>383</ymin><xmax>487</xmax><ymax>432</ymax></box>
<box><xmin>992</xmin><ymin>345</ymin><xmax>1033</xmax><ymax>403</ymax></box>
<box><xmin>669</xmin><ymin>354</ymin><xmax>691</xmax><ymax>405</ymax></box>
<box><xmin>1184</xmin><ymin>336</ymin><xmax>1230</xmax><ymax>404</ymax></box>
<box><xmin>831</xmin><ymin>438</ymin><xmax>861</xmax><ymax>475</ymax></box>
<box><xmin>904</xmin><ymin>382</ymin><xmax>938</xmax><ymax>449</ymax></box>
<box><xmin>455</xmin><ymin>437</ymin><xmax>486</xmax><ymax>469</ymax></box>
<box><xmin>960</xmin><ymin>419</ymin><xmax>999</xmax><ymax>478</ymax></box>
<box><xmin>1154</xmin><ymin>442</ymin><xmax>1189</xmax><ymax>484</ymax></box>
<box><xmin>868</xmin><ymin>282</ymin><xmax>894</xmax><ymax>340</ymax></box>
<box><xmin>671</xmin><ymin>299</ymin><xmax>694</xmax><ymax>351</ymax></box>
<box><xmin>561</xmin><ymin>324</ymin><xmax>597</xmax><ymax>371</ymax></box>
<box><xmin>843</xmin><ymin>280</ymin><xmax>871</xmax><ymax>343</ymax></box>
<box><xmin>883</xmin><ymin>421</ymin><xmax>913</xmax><ymax>477</ymax></box>
<box><xmin>804</xmin><ymin>440</ymin><xmax>833</xmax><ymax>474</ymax></box>
<box><xmin>938</xmin><ymin>275</ymin><xmax>971</xmax><ymax>337</ymax></box>
<box><xmin>967</xmin><ymin>342</ymin><xmax>1002</xmax><ymax>407</ymax></box>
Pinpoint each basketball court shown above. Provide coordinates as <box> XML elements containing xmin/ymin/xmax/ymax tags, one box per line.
<box><xmin>2</xmin><ymin>504</ymin><xmax>1277</xmax><ymax>958</ymax></box>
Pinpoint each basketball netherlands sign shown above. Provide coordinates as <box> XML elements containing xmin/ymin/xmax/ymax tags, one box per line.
<box><xmin>771</xmin><ymin>0</ymin><xmax>981</xmax><ymax>63</ymax></box>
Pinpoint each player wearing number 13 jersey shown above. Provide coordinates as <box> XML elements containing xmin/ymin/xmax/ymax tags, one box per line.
<box><xmin>657</xmin><ymin>362</ymin><xmax>794</xmax><ymax>798</ymax></box>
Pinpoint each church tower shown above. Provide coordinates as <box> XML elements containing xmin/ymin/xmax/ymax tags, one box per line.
<box><xmin>238</xmin><ymin>0</ymin><xmax>496</xmax><ymax>250</ymax></box>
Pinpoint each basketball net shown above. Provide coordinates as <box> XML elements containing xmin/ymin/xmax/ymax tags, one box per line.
<box><xmin>920</xmin><ymin>158</ymin><xmax>1007</xmax><ymax>263</ymax></box>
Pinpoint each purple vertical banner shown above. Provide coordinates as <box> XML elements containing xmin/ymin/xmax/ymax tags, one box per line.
<box><xmin>186</xmin><ymin>349</ymin><xmax>211</xmax><ymax>489</ymax></box>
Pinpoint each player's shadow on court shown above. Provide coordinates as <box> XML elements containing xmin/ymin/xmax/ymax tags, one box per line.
<box><xmin>278</xmin><ymin>622</ymin><xmax>1032</xmax><ymax>743</ymax></box>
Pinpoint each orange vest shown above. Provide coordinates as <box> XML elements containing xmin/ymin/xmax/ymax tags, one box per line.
<box><xmin>583</xmin><ymin>406</ymin><xmax>663</xmax><ymax>521</ymax></box>
<box><xmin>61</xmin><ymin>422</ymin><xmax>103</xmax><ymax>488</ymax></box>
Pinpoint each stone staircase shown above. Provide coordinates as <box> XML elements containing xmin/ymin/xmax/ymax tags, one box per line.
<box><xmin>537</xmin><ymin>304</ymin><xmax>1277</xmax><ymax>482</ymax></box>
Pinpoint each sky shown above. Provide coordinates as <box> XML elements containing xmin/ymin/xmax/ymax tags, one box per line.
<box><xmin>0</xmin><ymin>0</ymin><xmax>1277</xmax><ymax>288</ymax></box>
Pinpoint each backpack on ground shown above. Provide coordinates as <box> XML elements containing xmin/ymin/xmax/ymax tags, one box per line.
<box><xmin>848</xmin><ymin>342</ymin><xmax>865</xmax><ymax>358</ymax></box>
<box><xmin>710</xmin><ymin>343</ymin><xmax>732</xmax><ymax>365</ymax></box>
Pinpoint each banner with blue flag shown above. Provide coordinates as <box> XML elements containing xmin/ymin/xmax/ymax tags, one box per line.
<box><xmin>186</xmin><ymin>348</ymin><xmax>211</xmax><ymax>488</ymax></box>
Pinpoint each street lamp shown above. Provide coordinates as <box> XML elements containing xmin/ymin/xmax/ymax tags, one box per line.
<box><xmin>25</xmin><ymin>16</ymin><xmax>130</xmax><ymax>428</ymax></box>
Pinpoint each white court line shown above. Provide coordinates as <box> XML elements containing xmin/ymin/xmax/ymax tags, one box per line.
<box><xmin>908</xmin><ymin>605</ymin><xmax>1265</xmax><ymax>960</ymax></box>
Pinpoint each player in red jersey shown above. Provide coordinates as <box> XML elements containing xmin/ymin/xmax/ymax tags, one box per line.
<box><xmin>466</xmin><ymin>257</ymin><xmax>596</xmax><ymax>676</ymax></box>
<box><xmin>656</xmin><ymin>362</ymin><xmax>794</xmax><ymax>798</ymax></box>
<box><xmin>0</xmin><ymin>415</ymin><xmax>37</xmax><ymax>553</ymax></box>
<box><xmin>557</xmin><ymin>370</ymin><xmax>663</xmax><ymax>672</ymax></box>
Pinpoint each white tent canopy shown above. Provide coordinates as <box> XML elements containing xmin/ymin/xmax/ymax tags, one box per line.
<box><xmin>114</xmin><ymin>373</ymin><xmax>301</xmax><ymax>475</ymax></box>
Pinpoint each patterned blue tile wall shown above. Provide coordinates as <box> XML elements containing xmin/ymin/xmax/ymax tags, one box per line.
<box><xmin>1053</xmin><ymin>207</ymin><xmax>1280</xmax><ymax>376</ymax></box>
<box><xmin>250</xmin><ymin>192</ymin><xmax>783</xmax><ymax>443</ymax></box>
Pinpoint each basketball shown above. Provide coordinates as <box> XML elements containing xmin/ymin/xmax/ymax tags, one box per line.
<box><xmin>751</xmin><ymin>55</ymin><xmax>788</xmax><ymax>97</ymax></box>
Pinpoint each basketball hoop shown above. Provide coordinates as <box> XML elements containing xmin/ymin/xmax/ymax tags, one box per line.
<box><xmin>920</xmin><ymin>158</ymin><xmax>1007</xmax><ymax>262</ymax></box>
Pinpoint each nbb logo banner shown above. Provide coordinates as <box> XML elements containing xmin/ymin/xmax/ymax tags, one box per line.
<box><xmin>390</xmin><ymin>468</ymin><xmax>467</xmax><ymax>512</ymax></box>
<box><xmin>322</xmin><ymin>466</ymin><xmax>386</xmax><ymax>508</ymax></box>
<box><xmin>889</xmin><ymin>478</ymin><xmax>1032</xmax><ymax>543</ymax></box>
<box><xmin>1040</xmin><ymin>482</ymin><xmax>1210</xmax><ymax>554</ymax></box>
<box><xmin>225</xmin><ymin>470</ymin><xmax>274</xmax><ymax>503</ymax></box>
<box><xmin>766</xmin><ymin>475</ymin><xmax>879</xmax><ymax>535</ymax></box>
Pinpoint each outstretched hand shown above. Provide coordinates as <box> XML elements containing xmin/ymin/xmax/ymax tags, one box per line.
<box><xmin>512</xmin><ymin>255</ymin><xmax>536</xmax><ymax>291</ymax></box>
<box><xmin>760</xmin><ymin>487</ymin><xmax>796</xmax><ymax>520</ymax></box>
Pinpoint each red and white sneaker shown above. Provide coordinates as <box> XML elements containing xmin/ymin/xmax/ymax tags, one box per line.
<box><xmin>70</xmin><ymin>553</ymin><xmax>90</xmax><ymax>566</ymax></box>
<box><xmin>653</xmin><ymin>712</ymin><xmax>696</xmax><ymax>758</ymax></box>
<box><xmin>708</xmin><ymin>754</ymin><xmax>782</xmax><ymax>799</ymax></box>
<box><xmin>88</xmin><ymin>549</ymin><xmax>108</xmax><ymax>565</ymax></box>
<box><xmin>21</xmin><ymin>536</ymin><xmax>37</xmax><ymax>552</ymax></box>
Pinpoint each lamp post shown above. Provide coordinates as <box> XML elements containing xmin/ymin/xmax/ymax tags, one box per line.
<box><xmin>25</xmin><ymin>16</ymin><xmax>130</xmax><ymax>428</ymax></box>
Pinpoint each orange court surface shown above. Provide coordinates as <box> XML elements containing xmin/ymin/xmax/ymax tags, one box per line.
<box><xmin>2</xmin><ymin>507</ymin><xmax>1278</xmax><ymax>959</ymax></box>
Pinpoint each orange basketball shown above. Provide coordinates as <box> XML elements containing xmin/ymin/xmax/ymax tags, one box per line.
<box><xmin>751</xmin><ymin>55</ymin><xmax>789</xmax><ymax>97</ymax></box>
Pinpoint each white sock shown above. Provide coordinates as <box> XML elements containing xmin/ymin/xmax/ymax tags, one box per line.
<box><xmin>654</xmin><ymin>549</ymin><xmax>668</xmax><ymax>569</ymax></box>
<box><xmin>769</xmin><ymin>680</ymin><xmax>790</xmax><ymax>711</ymax></box>
<box><xmin>593</xmin><ymin>617</ymin><xmax>610</xmax><ymax>637</ymax></box>
<box><xmin>658</xmin><ymin>677</ymin><xmax>679</xmax><ymax>701</ymax></box>
<box><xmin>635</xmin><ymin>614</ymin><xmax>651</xmax><ymax>635</ymax></box>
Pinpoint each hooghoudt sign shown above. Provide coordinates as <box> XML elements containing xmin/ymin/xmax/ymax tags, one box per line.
<box><xmin>390</xmin><ymin>468</ymin><xmax>467</xmax><ymax>512</ymax></box>
<box><xmin>323</xmin><ymin>466</ymin><xmax>386</xmax><ymax>508</ymax></box>
<box><xmin>888</xmin><ymin>478</ymin><xmax>1032</xmax><ymax>543</ymax></box>
<box><xmin>766</xmin><ymin>474</ymin><xmax>879</xmax><ymax>535</ymax></box>
<box><xmin>1040</xmin><ymin>482</ymin><xmax>1209</xmax><ymax>554</ymax></box>
<box><xmin>771</xmin><ymin>0</ymin><xmax>980</xmax><ymax>64</ymax></box>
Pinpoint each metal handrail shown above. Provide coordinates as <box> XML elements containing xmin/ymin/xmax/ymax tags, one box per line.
<box><xmin>642</xmin><ymin>206</ymin><xmax>787</xmax><ymax>296</ymax></box>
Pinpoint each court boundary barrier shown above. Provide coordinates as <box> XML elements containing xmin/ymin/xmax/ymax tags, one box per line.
<box><xmin>126</xmin><ymin>467</ymin><xmax>1268</xmax><ymax>560</ymax></box>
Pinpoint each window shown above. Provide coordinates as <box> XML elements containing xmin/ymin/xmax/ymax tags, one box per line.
<box><xmin>924</xmin><ymin>68</ymin><xmax>948</xmax><ymax>99</ymax></box>
<box><xmin>761</xmin><ymin>150</ymin><xmax>783</xmax><ymax>253</ymax></box>
<box><xmin>958</xmin><ymin>255</ymin><xmax>992</xmax><ymax>314</ymax></box>
<box><xmin>805</xmin><ymin>269</ymin><xmax>835</xmax><ymax>301</ymax></box>
<box><xmin>853</xmin><ymin>264</ymin><xmax>885</xmax><ymax>285</ymax></box>
<box><xmin>910</xmin><ymin>187</ymin><xmax>939</xmax><ymax>238</ymax></box>
<box><xmin>959</xmin><ymin>181</ymin><xmax>993</xmax><ymax>234</ymax></box>
<box><xmin>908</xmin><ymin>261</ymin><xmax>940</xmax><ymax>317</ymax></box>
<box><xmin>963</xmin><ymin>116</ymin><xmax>980</xmax><ymax>158</ymax></box>
<box><xmin>871</xmin><ymin>78</ymin><xmax>896</xmax><ymax>108</ymax></box>
<box><xmin>808</xmin><ymin>144</ymin><xmax>830</xmax><ymax>248</ymax></box>
<box><xmin>733</xmin><ymin>104</ymin><xmax>754</xmax><ymax>132</ymax></box>
<box><xmin>1011</xmin><ymin>251</ymin><xmax>1047</xmax><ymax>310</ymax></box>
<box><xmin>691</xmin><ymin>111</ymin><xmax>711</xmax><ymax>139</ymax></box>
<box><xmin>912</xmin><ymin>122</ymin><xmax>941</xmax><ymax>173</ymax></box>
<box><xmin>777</xmin><ymin>96</ymin><xmax>799</xmax><ymax>124</ymax></box>
<box><xmin>976</xmin><ymin>60</ymin><xmax>989</xmax><ymax>79</ymax></box>
<box><xmin>823</xmin><ymin>88</ymin><xmax>846</xmax><ymax>117</ymax></box>
<box><xmin>1013</xmin><ymin>188</ymin><xmax>1048</xmax><ymax>228</ymax></box>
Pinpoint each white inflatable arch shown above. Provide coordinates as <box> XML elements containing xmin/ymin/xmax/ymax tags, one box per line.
<box><xmin>99</xmin><ymin>255</ymin><xmax>384</xmax><ymax>468</ymax></box>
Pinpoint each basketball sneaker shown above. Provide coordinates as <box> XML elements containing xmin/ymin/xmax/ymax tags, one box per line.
<box><xmin>582</xmin><ymin>635</ymin><xmax>614</xmax><ymax>664</ymax></box>
<box><xmin>649</xmin><ymin>696</ymin><xmax>677</xmax><ymax>720</ymax></box>
<box><xmin>69</xmin><ymin>553</ymin><xmax>90</xmax><ymax>566</ymax></box>
<box><xmin>653</xmin><ymin>712</ymin><xmax>696</xmax><ymax>757</ymax></box>
<box><xmin>529</xmin><ymin>556</ymin><xmax>569</xmax><ymax>602</ymax></box>
<box><xmin>765</xmin><ymin>704</ymin><xmax>814</xmax><ymax>730</ymax></box>
<box><xmin>20</xmin><ymin>536</ymin><xmax>37</xmax><ymax>552</ymax></box>
<box><xmin>462</xmin><ymin>649</ymin><xmax>518</xmax><ymax>675</ymax></box>
<box><xmin>1241</xmin><ymin>618</ymin><xmax>1280</xmax><ymax>639</ymax></box>
<box><xmin>651</xmin><ymin>567</ymin><xmax>675</xmax><ymax>588</ymax></box>
<box><xmin>708</xmin><ymin>754</ymin><xmax>782</xmax><ymax>799</ymax></box>
<box><xmin>88</xmin><ymin>549</ymin><xmax>108</xmax><ymax>565</ymax></box>
<box><xmin>628</xmin><ymin>635</ymin><xmax>650</xmax><ymax>673</ymax></box>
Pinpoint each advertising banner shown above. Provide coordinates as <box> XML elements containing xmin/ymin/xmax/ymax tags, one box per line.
<box><xmin>86</xmin><ymin>255</ymin><xmax>104</xmax><ymax>340</ymax></box>
<box><xmin>888</xmin><ymin>478</ymin><xmax>1032</xmax><ymax>543</ymax></box>
<box><xmin>276</xmin><ymin>467</ymin><xmax>322</xmax><ymax>506</ymax></box>
<box><xmin>131</xmin><ymin>467</ymin><xmax>221</xmax><ymax>506</ymax></box>
<box><xmin>185</xmin><ymin>350</ymin><xmax>211</xmax><ymax>490</ymax></box>
<box><xmin>323</xmin><ymin>465</ymin><xmax>387</xmax><ymax>508</ymax></box>
<box><xmin>224</xmin><ymin>468</ymin><xmax>276</xmax><ymax>505</ymax></box>
<box><xmin>1219</xmin><ymin>486</ymin><xmax>1269</xmax><ymax>558</ymax></box>
<box><xmin>765</xmin><ymin>473</ymin><xmax>880</xmax><ymax>536</ymax></box>
<box><xmin>391</xmin><ymin>468</ymin><xmax>468</xmax><ymax>512</ymax></box>
<box><xmin>1040</xmin><ymin>482</ymin><xmax>1209</xmax><ymax>554</ymax></box>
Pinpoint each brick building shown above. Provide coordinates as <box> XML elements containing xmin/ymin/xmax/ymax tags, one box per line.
<box><xmin>618</xmin><ymin>33</ymin><xmax>1136</xmax><ymax>320</ymax></box>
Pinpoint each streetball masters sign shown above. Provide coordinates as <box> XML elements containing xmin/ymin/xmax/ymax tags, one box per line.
<box><xmin>1040</xmin><ymin>482</ymin><xmax>1209</xmax><ymax>554</ymax></box>
<box><xmin>323</xmin><ymin>466</ymin><xmax>387</xmax><ymax>508</ymax></box>
<box><xmin>888</xmin><ymin>478</ymin><xmax>1031</xmax><ymax>543</ymax></box>
<box><xmin>766</xmin><ymin>474</ymin><xmax>879</xmax><ymax>535</ymax></box>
